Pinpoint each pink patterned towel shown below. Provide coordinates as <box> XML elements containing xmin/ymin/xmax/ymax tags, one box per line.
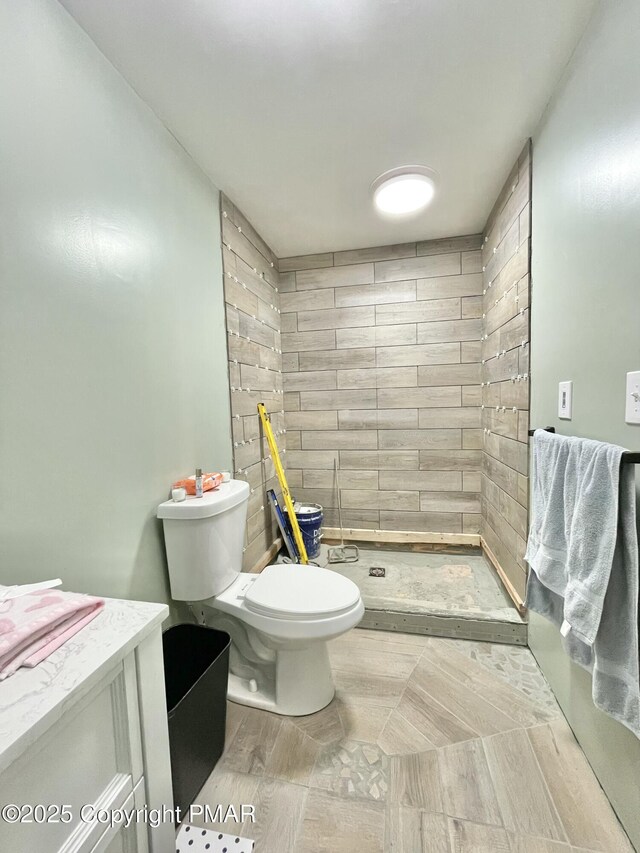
<box><xmin>0</xmin><ymin>587</ymin><xmax>104</xmax><ymax>679</ymax></box>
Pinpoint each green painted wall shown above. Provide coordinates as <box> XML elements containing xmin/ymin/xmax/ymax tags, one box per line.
<box><xmin>0</xmin><ymin>0</ymin><xmax>232</xmax><ymax>612</ymax></box>
<box><xmin>530</xmin><ymin>0</ymin><xmax>640</xmax><ymax>845</ymax></box>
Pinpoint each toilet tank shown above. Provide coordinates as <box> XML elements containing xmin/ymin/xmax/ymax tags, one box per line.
<box><xmin>157</xmin><ymin>479</ymin><xmax>250</xmax><ymax>601</ymax></box>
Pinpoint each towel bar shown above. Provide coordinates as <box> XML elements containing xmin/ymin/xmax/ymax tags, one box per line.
<box><xmin>528</xmin><ymin>427</ymin><xmax>640</xmax><ymax>464</ymax></box>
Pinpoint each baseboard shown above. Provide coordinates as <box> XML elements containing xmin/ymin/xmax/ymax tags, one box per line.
<box><xmin>481</xmin><ymin>536</ymin><xmax>527</xmax><ymax>615</ymax></box>
<box><xmin>322</xmin><ymin>527</ymin><xmax>480</xmax><ymax>548</ymax></box>
<box><xmin>247</xmin><ymin>537</ymin><xmax>282</xmax><ymax>574</ymax></box>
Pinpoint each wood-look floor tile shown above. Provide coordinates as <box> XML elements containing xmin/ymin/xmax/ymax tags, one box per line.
<box><xmin>527</xmin><ymin>720</ymin><xmax>634</xmax><ymax>851</ymax></box>
<box><xmin>422</xmin><ymin>641</ymin><xmax>553</xmax><ymax>727</ymax></box>
<box><xmin>411</xmin><ymin>658</ymin><xmax>517</xmax><ymax>737</ymax></box>
<box><xmin>337</xmin><ymin>701</ymin><xmax>392</xmax><ymax>744</ymax></box>
<box><xmin>334</xmin><ymin>669</ymin><xmax>408</xmax><ymax>709</ymax></box>
<box><xmin>291</xmin><ymin>696</ymin><xmax>344</xmax><ymax>744</ymax></box>
<box><xmin>329</xmin><ymin>644</ymin><xmax>420</xmax><ymax>679</ymax></box>
<box><xmin>439</xmin><ymin>739</ymin><xmax>502</xmax><ymax>826</ymax></box>
<box><xmin>299</xmin><ymin>789</ymin><xmax>385</xmax><ymax>853</ymax></box>
<box><xmin>448</xmin><ymin>817</ymin><xmax>511</xmax><ymax>852</ymax></box>
<box><xmin>378</xmin><ymin>709</ymin><xmax>436</xmax><ymax>755</ymax></box>
<box><xmin>385</xmin><ymin>806</ymin><xmax>450</xmax><ymax>852</ymax></box>
<box><xmin>333</xmin><ymin>626</ymin><xmax>430</xmax><ymax>654</ymax></box>
<box><xmin>252</xmin><ymin>776</ymin><xmax>307</xmax><ymax>853</ymax></box>
<box><xmin>483</xmin><ymin>728</ymin><xmax>565</xmax><ymax>842</ymax></box>
<box><xmin>388</xmin><ymin>750</ymin><xmax>443</xmax><ymax>811</ymax></box>
<box><xmin>190</xmin><ymin>768</ymin><xmax>260</xmax><ymax>837</ymax></box>
<box><xmin>396</xmin><ymin>682</ymin><xmax>479</xmax><ymax>747</ymax></box>
<box><xmin>219</xmin><ymin>706</ymin><xmax>282</xmax><ymax>776</ymax></box>
<box><xmin>225</xmin><ymin>700</ymin><xmax>246</xmax><ymax>748</ymax></box>
<box><xmin>507</xmin><ymin>836</ymin><xmax>572</xmax><ymax>852</ymax></box>
<box><xmin>263</xmin><ymin>720</ymin><xmax>321</xmax><ymax>785</ymax></box>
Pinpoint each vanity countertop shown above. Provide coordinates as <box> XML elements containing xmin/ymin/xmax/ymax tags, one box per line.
<box><xmin>0</xmin><ymin>596</ymin><xmax>168</xmax><ymax>774</ymax></box>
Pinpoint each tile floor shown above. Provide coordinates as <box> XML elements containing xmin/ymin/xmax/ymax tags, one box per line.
<box><xmin>191</xmin><ymin>628</ymin><xmax>633</xmax><ymax>852</ymax></box>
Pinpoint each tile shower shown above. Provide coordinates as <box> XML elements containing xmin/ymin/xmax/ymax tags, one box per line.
<box><xmin>221</xmin><ymin>147</ymin><xmax>531</xmax><ymax>638</ymax></box>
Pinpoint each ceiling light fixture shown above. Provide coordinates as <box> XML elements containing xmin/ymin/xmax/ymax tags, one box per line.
<box><xmin>372</xmin><ymin>166</ymin><xmax>436</xmax><ymax>216</ymax></box>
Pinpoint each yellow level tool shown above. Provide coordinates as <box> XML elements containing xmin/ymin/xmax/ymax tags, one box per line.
<box><xmin>257</xmin><ymin>402</ymin><xmax>308</xmax><ymax>564</ymax></box>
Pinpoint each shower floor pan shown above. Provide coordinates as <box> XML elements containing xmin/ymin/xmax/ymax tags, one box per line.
<box><xmin>318</xmin><ymin>544</ymin><xmax>526</xmax><ymax>645</ymax></box>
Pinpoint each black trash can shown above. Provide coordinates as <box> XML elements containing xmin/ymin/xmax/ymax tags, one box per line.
<box><xmin>162</xmin><ymin>624</ymin><xmax>230</xmax><ymax>815</ymax></box>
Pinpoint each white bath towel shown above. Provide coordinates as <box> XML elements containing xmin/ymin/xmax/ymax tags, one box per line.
<box><xmin>525</xmin><ymin>429</ymin><xmax>640</xmax><ymax>738</ymax></box>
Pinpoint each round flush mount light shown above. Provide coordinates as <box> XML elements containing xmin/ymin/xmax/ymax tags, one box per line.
<box><xmin>372</xmin><ymin>166</ymin><xmax>436</xmax><ymax>216</ymax></box>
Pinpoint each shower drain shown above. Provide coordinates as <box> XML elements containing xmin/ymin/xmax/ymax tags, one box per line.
<box><xmin>369</xmin><ymin>567</ymin><xmax>386</xmax><ymax>578</ymax></box>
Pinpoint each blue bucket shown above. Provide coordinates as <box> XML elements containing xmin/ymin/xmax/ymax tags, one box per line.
<box><xmin>291</xmin><ymin>503</ymin><xmax>323</xmax><ymax>559</ymax></box>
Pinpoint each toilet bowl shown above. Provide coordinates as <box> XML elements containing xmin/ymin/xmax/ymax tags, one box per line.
<box><xmin>157</xmin><ymin>480</ymin><xmax>364</xmax><ymax>715</ymax></box>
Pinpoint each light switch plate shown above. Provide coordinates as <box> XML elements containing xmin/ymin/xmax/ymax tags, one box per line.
<box><xmin>558</xmin><ymin>380</ymin><xmax>573</xmax><ymax>419</ymax></box>
<box><xmin>625</xmin><ymin>371</ymin><xmax>640</xmax><ymax>424</ymax></box>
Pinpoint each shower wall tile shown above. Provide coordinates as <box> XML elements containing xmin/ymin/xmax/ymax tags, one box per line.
<box><xmin>220</xmin><ymin>194</ymin><xmax>284</xmax><ymax>570</ymax></box>
<box><xmin>280</xmin><ymin>235</ymin><xmax>483</xmax><ymax>535</ymax></box>
<box><xmin>480</xmin><ymin>142</ymin><xmax>532</xmax><ymax>601</ymax></box>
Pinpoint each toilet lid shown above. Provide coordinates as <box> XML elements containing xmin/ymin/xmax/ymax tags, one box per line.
<box><xmin>244</xmin><ymin>563</ymin><xmax>361</xmax><ymax>620</ymax></box>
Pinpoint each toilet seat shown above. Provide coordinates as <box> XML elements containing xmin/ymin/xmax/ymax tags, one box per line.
<box><xmin>243</xmin><ymin>563</ymin><xmax>361</xmax><ymax>621</ymax></box>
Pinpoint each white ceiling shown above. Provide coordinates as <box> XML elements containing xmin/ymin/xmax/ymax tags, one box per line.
<box><xmin>60</xmin><ymin>0</ymin><xmax>595</xmax><ymax>257</ymax></box>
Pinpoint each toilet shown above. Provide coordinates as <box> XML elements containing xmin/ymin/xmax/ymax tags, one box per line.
<box><xmin>157</xmin><ymin>480</ymin><xmax>364</xmax><ymax>716</ymax></box>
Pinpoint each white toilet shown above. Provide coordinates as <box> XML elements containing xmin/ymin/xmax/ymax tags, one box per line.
<box><xmin>157</xmin><ymin>480</ymin><xmax>364</xmax><ymax>716</ymax></box>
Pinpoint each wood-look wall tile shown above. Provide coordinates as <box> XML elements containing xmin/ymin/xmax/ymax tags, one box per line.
<box><xmin>301</xmin><ymin>430</ymin><xmax>378</xmax><ymax>449</ymax></box>
<box><xmin>285</xmin><ymin>450</ymin><xmax>339</xmax><ymax>469</ymax></box>
<box><xmin>336</xmin><ymin>367</ymin><xmax>417</xmax><ymax>389</ymax></box>
<box><xmin>462</xmin><ymin>429</ymin><xmax>482</xmax><ymax>449</ymax></box>
<box><xmin>279</xmin><ymin>271</ymin><xmax>296</xmax><ymax>292</ymax></box>
<box><xmin>378</xmin><ymin>429</ymin><xmax>462</xmax><ymax>450</ymax></box>
<box><xmin>299</xmin><ymin>347</ymin><xmax>376</xmax><ymax>370</ymax></box>
<box><xmin>299</xmin><ymin>388</ymin><xmax>377</xmax><ymax>410</ymax></box>
<box><xmin>380</xmin><ymin>511</ymin><xmax>463</xmax><ymax>533</ymax></box>
<box><xmin>418</xmin><ymin>408</ymin><xmax>480</xmax><ymax>428</ymax></box>
<box><xmin>463</xmin><ymin>513</ymin><xmax>481</xmax><ymax>533</ymax></box>
<box><xmin>461</xmin><ymin>250</ymin><xmax>483</xmax><ymax>274</ymax></box>
<box><xmin>303</xmin><ymin>469</ymin><xmax>379</xmax><ymax>490</ymax></box>
<box><xmin>461</xmin><ymin>386</ymin><xmax>482</xmax><ymax>406</ymax></box>
<box><xmin>279</xmin><ymin>252</ymin><xmax>334</xmax><ymax>272</ymax></box>
<box><xmin>376</xmin><ymin>298</ymin><xmax>461</xmax><ymax>326</ymax></box>
<box><xmin>462</xmin><ymin>472</ymin><xmax>481</xmax><ymax>492</ymax></box>
<box><xmin>341</xmin><ymin>488</ymin><xmax>420</xmax><ymax>512</ymax></box>
<box><xmin>337</xmin><ymin>324</ymin><xmax>417</xmax><ymax>348</ymax></box>
<box><xmin>338</xmin><ymin>409</ymin><xmax>419</xmax><ymax>429</ymax></box>
<box><xmin>281</xmin><ymin>313</ymin><xmax>297</xmax><ymax>333</ymax></box>
<box><xmin>420</xmin><ymin>450</ymin><xmax>482</xmax><ymax>471</ymax></box>
<box><xmin>417</xmin><ymin>273</ymin><xmax>483</xmax><ymax>301</ymax></box>
<box><xmin>335</xmin><ymin>280</ymin><xmax>417</xmax><ymax>308</ymax></box>
<box><xmin>418</xmin><ymin>364</ymin><xmax>481</xmax><ymax>386</ymax></box>
<box><xmin>282</xmin><ymin>330</ymin><xmax>336</xmax><ymax>352</ymax></box>
<box><xmin>379</xmin><ymin>470</ymin><xmax>462</xmax><ymax>491</ymax></box>
<box><xmin>340</xmin><ymin>451</ymin><xmax>419</xmax><ymax>470</ymax></box>
<box><xmin>460</xmin><ymin>341</ymin><xmax>482</xmax><ymax>363</ymax></box>
<box><xmin>334</xmin><ymin>243</ymin><xmax>416</xmax><ymax>266</ymax></box>
<box><xmin>375</xmin><ymin>253</ymin><xmax>461</xmax><ymax>283</ymax></box>
<box><xmin>416</xmin><ymin>319</ymin><xmax>481</xmax><ymax>344</ymax></box>
<box><xmin>417</xmin><ymin>235</ymin><xmax>482</xmax><ymax>256</ymax></box>
<box><xmin>461</xmin><ymin>296</ymin><xmax>483</xmax><ymax>319</ymax></box>
<box><xmin>378</xmin><ymin>386</ymin><xmax>462</xmax><ymax>409</ymax></box>
<box><xmin>419</xmin><ymin>492</ymin><xmax>481</xmax><ymax>513</ymax></box>
<box><xmin>285</xmin><ymin>410</ymin><xmax>338</xmax><ymax>430</ymax></box>
<box><xmin>282</xmin><ymin>352</ymin><xmax>299</xmax><ymax>372</ymax></box>
<box><xmin>296</xmin><ymin>262</ymin><xmax>374</xmax><ymax>290</ymax></box>
<box><xmin>283</xmin><ymin>370</ymin><xmax>337</xmax><ymax>391</ymax></box>
<box><xmin>298</xmin><ymin>305</ymin><xmax>375</xmax><ymax>331</ymax></box>
<box><xmin>280</xmin><ymin>288</ymin><xmax>335</xmax><ymax>313</ymax></box>
<box><xmin>376</xmin><ymin>343</ymin><xmax>460</xmax><ymax>368</ymax></box>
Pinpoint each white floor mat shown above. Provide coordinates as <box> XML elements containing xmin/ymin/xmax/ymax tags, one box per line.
<box><xmin>176</xmin><ymin>823</ymin><xmax>255</xmax><ymax>852</ymax></box>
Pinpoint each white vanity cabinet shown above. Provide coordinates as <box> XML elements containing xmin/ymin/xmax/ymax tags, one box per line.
<box><xmin>0</xmin><ymin>599</ymin><xmax>174</xmax><ymax>853</ymax></box>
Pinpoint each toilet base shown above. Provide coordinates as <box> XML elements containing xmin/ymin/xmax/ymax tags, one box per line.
<box><xmin>227</xmin><ymin>641</ymin><xmax>335</xmax><ymax>716</ymax></box>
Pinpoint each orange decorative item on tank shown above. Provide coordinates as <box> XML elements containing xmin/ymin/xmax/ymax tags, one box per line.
<box><xmin>172</xmin><ymin>472</ymin><xmax>224</xmax><ymax>496</ymax></box>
